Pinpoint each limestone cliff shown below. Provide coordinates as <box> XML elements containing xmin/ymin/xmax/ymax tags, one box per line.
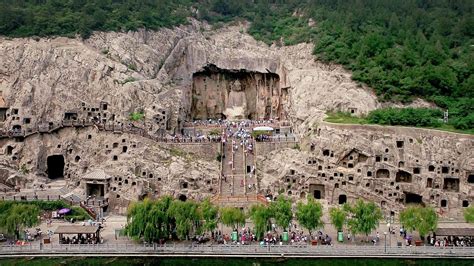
<box><xmin>0</xmin><ymin>21</ymin><xmax>471</xmax><ymax>217</ymax></box>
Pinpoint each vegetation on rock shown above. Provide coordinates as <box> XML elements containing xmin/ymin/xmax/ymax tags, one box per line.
<box><xmin>1</xmin><ymin>0</ymin><xmax>472</xmax><ymax>130</ymax></box>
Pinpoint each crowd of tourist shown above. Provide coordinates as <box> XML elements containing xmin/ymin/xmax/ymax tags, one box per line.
<box><xmin>185</xmin><ymin>119</ymin><xmax>280</xmax><ymax>129</ymax></box>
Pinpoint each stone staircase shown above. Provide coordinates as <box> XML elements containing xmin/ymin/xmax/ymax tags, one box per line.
<box><xmin>232</xmin><ymin>144</ymin><xmax>246</xmax><ymax>195</ymax></box>
<box><xmin>220</xmin><ymin>142</ymin><xmax>233</xmax><ymax>195</ymax></box>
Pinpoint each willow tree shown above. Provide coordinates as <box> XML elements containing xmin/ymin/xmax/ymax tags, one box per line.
<box><xmin>125</xmin><ymin>198</ymin><xmax>154</xmax><ymax>242</ymax></box>
<box><xmin>199</xmin><ymin>198</ymin><xmax>219</xmax><ymax>234</ymax></box>
<box><xmin>125</xmin><ymin>196</ymin><xmax>173</xmax><ymax>243</ymax></box>
<box><xmin>296</xmin><ymin>197</ymin><xmax>323</xmax><ymax>236</ymax></box>
<box><xmin>248</xmin><ymin>204</ymin><xmax>272</xmax><ymax>239</ymax></box>
<box><xmin>219</xmin><ymin>207</ymin><xmax>246</xmax><ymax>231</ymax></box>
<box><xmin>270</xmin><ymin>196</ymin><xmax>292</xmax><ymax>232</ymax></box>
<box><xmin>0</xmin><ymin>203</ymin><xmax>40</xmax><ymax>239</ymax></box>
<box><xmin>168</xmin><ymin>200</ymin><xmax>201</xmax><ymax>240</ymax></box>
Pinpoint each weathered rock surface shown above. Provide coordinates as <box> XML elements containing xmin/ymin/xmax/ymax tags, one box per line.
<box><xmin>0</xmin><ymin>21</ymin><xmax>471</xmax><ymax>217</ymax></box>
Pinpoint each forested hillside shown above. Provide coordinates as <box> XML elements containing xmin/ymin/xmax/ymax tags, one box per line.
<box><xmin>0</xmin><ymin>0</ymin><xmax>472</xmax><ymax>130</ymax></box>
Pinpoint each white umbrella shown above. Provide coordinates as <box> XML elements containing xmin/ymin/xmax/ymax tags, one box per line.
<box><xmin>253</xmin><ymin>126</ymin><xmax>274</xmax><ymax>131</ymax></box>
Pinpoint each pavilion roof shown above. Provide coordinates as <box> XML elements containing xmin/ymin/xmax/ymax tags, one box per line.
<box><xmin>82</xmin><ymin>169</ymin><xmax>111</xmax><ymax>180</ymax></box>
<box><xmin>54</xmin><ymin>225</ymin><xmax>99</xmax><ymax>234</ymax></box>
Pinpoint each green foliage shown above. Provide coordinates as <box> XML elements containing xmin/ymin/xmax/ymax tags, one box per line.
<box><xmin>122</xmin><ymin>77</ymin><xmax>138</xmax><ymax>84</ymax></box>
<box><xmin>219</xmin><ymin>207</ymin><xmax>245</xmax><ymax>230</ymax></box>
<box><xmin>269</xmin><ymin>196</ymin><xmax>292</xmax><ymax>231</ymax></box>
<box><xmin>129</xmin><ymin>111</ymin><xmax>144</xmax><ymax>121</ymax></box>
<box><xmin>65</xmin><ymin>206</ymin><xmax>91</xmax><ymax>221</ymax></box>
<box><xmin>296</xmin><ymin>197</ymin><xmax>323</xmax><ymax>235</ymax></box>
<box><xmin>168</xmin><ymin>200</ymin><xmax>201</xmax><ymax>240</ymax></box>
<box><xmin>325</xmin><ymin>108</ymin><xmax>474</xmax><ymax>134</ymax></box>
<box><xmin>345</xmin><ymin>200</ymin><xmax>382</xmax><ymax>239</ymax></box>
<box><xmin>0</xmin><ymin>200</ymin><xmax>70</xmax><ymax>212</ymax></box>
<box><xmin>0</xmin><ymin>0</ymin><xmax>191</xmax><ymax>38</ymax></box>
<box><xmin>248</xmin><ymin>204</ymin><xmax>272</xmax><ymax>239</ymax></box>
<box><xmin>199</xmin><ymin>198</ymin><xmax>219</xmax><ymax>233</ymax></box>
<box><xmin>325</xmin><ymin>112</ymin><xmax>368</xmax><ymax>124</ymax></box>
<box><xmin>1</xmin><ymin>1</ymin><xmax>472</xmax><ymax>130</ymax></box>
<box><xmin>19</xmin><ymin>164</ymin><xmax>29</xmax><ymax>175</ymax></box>
<box><xmin>0</xmin><ymin>202</ymin><xmax>40</xmax><ymax>237</ymax></box>
<box><xmin>400</xmin><ymin>205</ymin><xmax>438</xmax><ymax>238</ymax></box>
<box><xmin>125</xmin><ymin>197</ymin><xmax>174</xmax><ymax>243</ymax></box>
<box><xmin>208</xmin><ymin>129</ymin><xmax>221</xmax><ymax>136</ymax></box>
<box><xmin>464</xmin><ymin>206</ymin><xmax>474</xmax><ymax>223</ymax></box>
<box><xmin>329</xmin><ymin>206</ymin><xmax>347</xmax><ymax>232</ymax></box>
<box><xmin>367</xmin><ymin>108</ymin><xmax>443</xmax><ymax>127</ymax></box>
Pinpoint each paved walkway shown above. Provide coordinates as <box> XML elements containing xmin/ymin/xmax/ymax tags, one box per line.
<box><xmin>1</xmin><ymin>243</ymin><xmax>474</xmax><ymax>258</ymax></box>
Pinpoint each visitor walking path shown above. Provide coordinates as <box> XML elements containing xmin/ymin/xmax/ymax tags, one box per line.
<box><xmin>1</xmin><ymin>243</ymin><xmax>474</xmax><ymax>258</ymax></box>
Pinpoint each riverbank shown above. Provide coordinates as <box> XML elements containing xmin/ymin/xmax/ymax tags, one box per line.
<box><xmin>1</xmin><ymin>257</ymin><xmax>473</xmax><ymax>266</ymax></box>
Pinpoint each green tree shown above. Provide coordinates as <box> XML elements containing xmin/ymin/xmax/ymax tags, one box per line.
<box><xmin>464</xmin><ymin>206</ymin><xmax>474</xmax><ymax>223</ymax></box>
<box><xmin>199</xmin><ymin>198</ymin><xmax>219</xmax><ymax>234</ymax></box>
<box><xmin>168</xmin><ymin>200</ymin><xmax>201</xmax><ymax>240</ymax></box>
<box><xmin>329</xmin><ymin>206</ymin><xmax>347</xmax><ymax>232</ymax></box>
<box><xmin>345</xmin><ymin>200</ymin><xmax>382</xmax><ymax>241</ymax></box>
<box><xmin>400</xmin><ymin>205</ymin><xmax>438</xmax><ymax>239</ymax></box>
<box><xmin>125</xmin><ymin>196</ymin><xmax>173</xmax><ymax>242</ymax></box>
<box><xmin>296</xmin><ymin>197</ymin><xmax>323</xmax><ymax>236</ymax></box>
<box><xmin>219</xmin><ymin>207</ymin><xmax>246</xmax><ymax>230</ymax></box>
<box><xmin>270</xmin><ymin>196</ymin><xmax>292</xmax><ymax>232</ymax></box>
<box><xmin>0</xmin><ymin>203</ymin><xmax>40</xmax><ymax>239</ymax></box>
<box><xmin>248</xmin><ymin>204</ymin><xmax>272</xmax><ymax>239</ymax></box>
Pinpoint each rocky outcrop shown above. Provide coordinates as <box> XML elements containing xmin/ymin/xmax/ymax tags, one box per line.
<box><xmin>0</xmin><ymin>20</ymin><xmax>470</xmax><ymax>217</ymax></box>
<box><xmin>257</xmin><ymin>122</ymin><xmax>474</xmax><ymax>218</ymax></box>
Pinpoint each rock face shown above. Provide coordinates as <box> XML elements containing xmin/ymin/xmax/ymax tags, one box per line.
<box><xmin>191</xmin><ymin>65</ymin><xmax>286</xmax><ymax>121</ymax></box>
<box><xmin>0</xmin><ymin>21</ymin><xmax>472</xmax><ymax>217</ymax></box>
<box><xmin>257</xmin><ymin>123</ymin><xmax>474</xmax><ymax>217</ymax></box>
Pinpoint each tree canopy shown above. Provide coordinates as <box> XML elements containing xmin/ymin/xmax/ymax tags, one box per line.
<box><xmin>0</xmin><ymin>0</ymin><xmax>472</xmax><ymax>130</ymax></box>
<box><xmin>296</xmin><ymin>197</ymin><xmax>323</xmax><ymax>235</ymax></box>
<box><xmin>125</xmin><ymin>196</ymin><xmax>209</xmax><ymax>242</ymax></box>
<box><xmin>248</xmin><ymin>204</ymin><xmax>272</xmax><ymax>239</ymax></box>
<box><xmin>329</xmin><ymin>206</ymin><xmax>347</xmax><ymax>232</ymax></box>
<box><xmin>269</xmin><ymin>196</ymin><xmax>293</xmax><ymax>231</ymax></box>
<box><xmin>399</xmin><ymin>205</ymin><xmax>438</xmax><ymax>238</ymax></box>
<box><xmin>219</xmin><ymin>206</ymin><xmax>246</xmax><ymax>230</ymax></box>
<box><xmin>464</xmin><ymin>206</ymin><xmax>474</xmax><ymax>223</ymax></box>
<box><xmin>0</xmin><ymin>202</ymin><xmax>41</xmax><ymax>238</ymax></box>
<box><xmin>345</xmin><ymin>200</ymin><xmax>382</xmax><ymax>239</ymax></box>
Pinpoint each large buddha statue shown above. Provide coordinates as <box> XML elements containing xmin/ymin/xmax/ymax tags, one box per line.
<box><xmin>224</xmin><ymin>80</ymin><xmax>247</xmax><ymax>120</ymax></box>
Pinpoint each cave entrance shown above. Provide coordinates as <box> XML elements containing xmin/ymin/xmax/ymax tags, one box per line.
<box><xmin>87</xmin><ymin>183</ymin><xmax>105</xmax><ymax>197</ymax></box>
<box><xmin>190</xmin><ymin>64</ymin><xmax>286</xmax><ymax>121</ymax></box>
<box><xmin>404</xmin><ymin>192</ymin><xmax>423</xmax><ymax>205</ymax></box>
<box><xmin>338</xmin><ymin>194</ymin><xmax>347</xmax><ymax>205</ymax></box>
<box><xmin>47</xmin><ymin>155</ymin><xmax>64</xmax><ymax>179</ymax></box>
<box><xmin>309</xmin><ymin>184</ymin><xmax>325</xmax><ymax>199</ymax></box>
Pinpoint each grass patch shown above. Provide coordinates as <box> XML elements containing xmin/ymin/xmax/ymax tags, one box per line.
<box><xmin>325</xmin><ymin>112</ymin><xmax>368</xmax><ymax>124</ymax></box>
<box><xmin>129</xmin><ymin>112</ymin><xmax>144</xmax><ymax>121</ymax></box>
<box><xmin>324</xmin><ymin>111</ymin><xmax>474</xmax><ymax>135</ymax></box>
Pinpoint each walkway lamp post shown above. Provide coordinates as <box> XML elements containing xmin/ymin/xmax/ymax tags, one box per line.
<box><xmin>387</xmin><ymin>222</ymin><xmax>391</xmax><ymax>247</ymax></box>
<box><xmin>384</xmin><ymin>232</ymin><xmax>388</xmax><ymax>253</ymax></box>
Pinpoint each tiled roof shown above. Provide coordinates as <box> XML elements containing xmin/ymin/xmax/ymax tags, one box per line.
<box><xmin>82</xmin><ymin>169</ymin><xmax>111</xmax><ymax>180</ymax></box>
